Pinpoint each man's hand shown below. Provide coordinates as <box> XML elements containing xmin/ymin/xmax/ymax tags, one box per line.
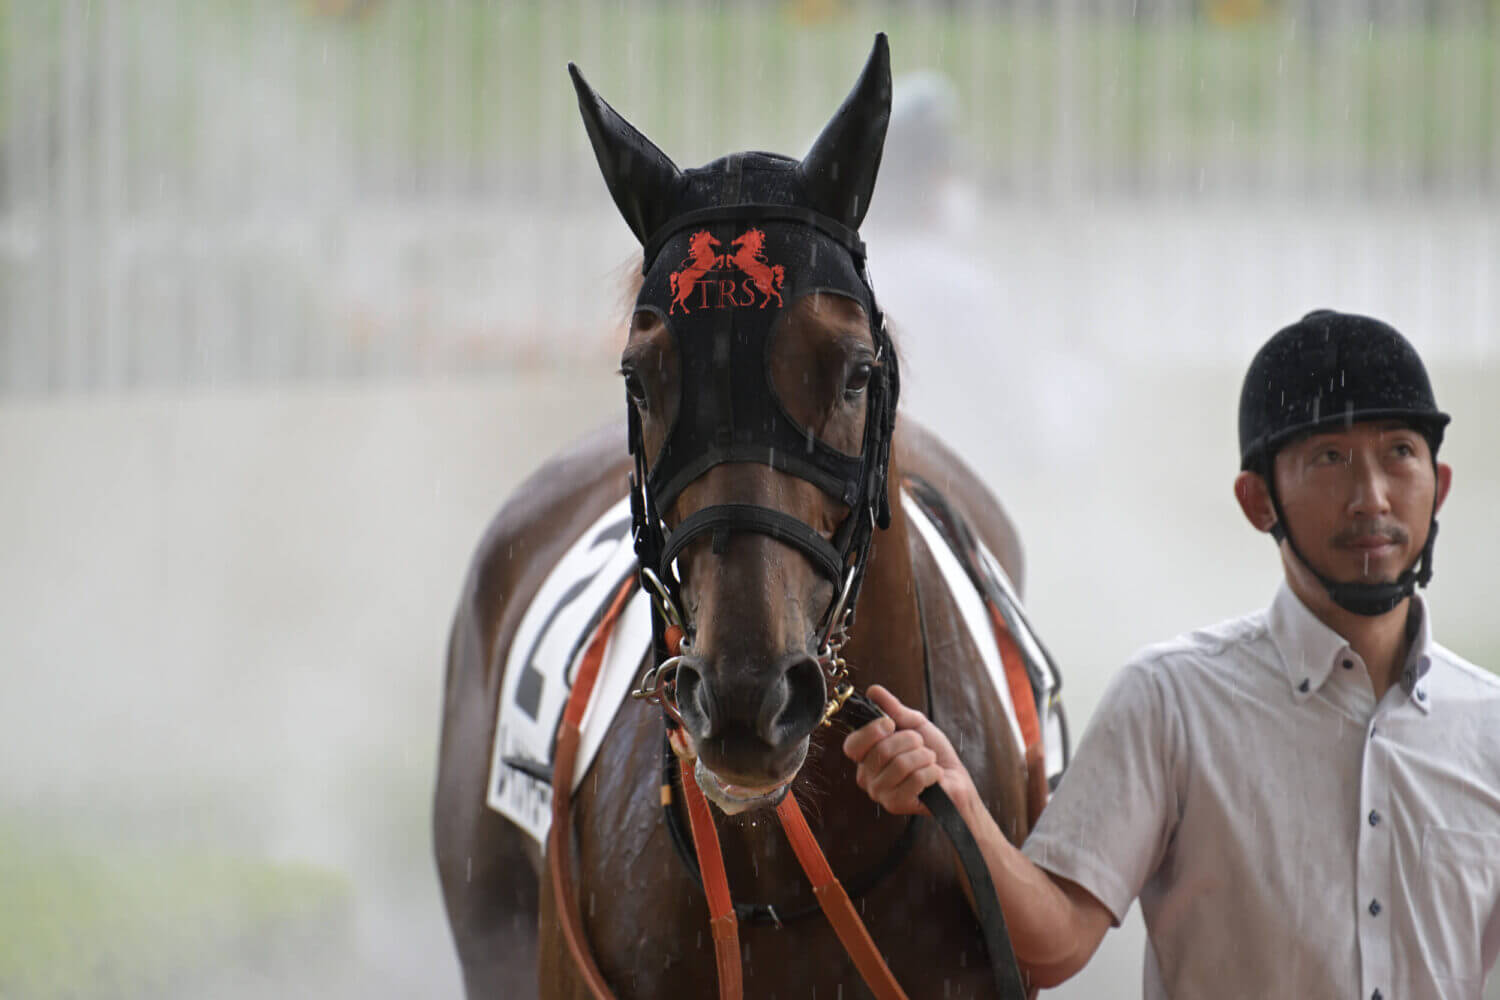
<box><xmin>842</xmin><ymin>684</ymin><xmax>979</xmax><ymax>816</ymax></box>
<box><xmin>843</xmin><ymin>683</ymin><xmax>1115</xmax><ymax>988</ymax></box>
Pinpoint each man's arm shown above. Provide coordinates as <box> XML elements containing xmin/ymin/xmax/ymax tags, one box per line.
<box><xmin>844</xmin><ymin>684</ymin><xmax>1114</xmax><ymax>988</ymax></box>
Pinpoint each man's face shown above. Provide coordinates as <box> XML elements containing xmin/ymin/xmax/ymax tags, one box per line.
<box><xmin>1269</xmin><ymin>421</ymin><xmax>1451</xmax><ymax>586</ymax></box>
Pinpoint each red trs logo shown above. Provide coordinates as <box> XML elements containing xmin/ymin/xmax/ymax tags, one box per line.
<box><xmin>668</xmin><ymin>228</ymin><xmax>786</xmax><ymax>314</ymax></box>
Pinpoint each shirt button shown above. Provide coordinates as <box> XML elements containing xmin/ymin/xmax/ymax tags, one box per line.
<box><xmin>1369</xmin><ymin>898</ymin><xmax>1382</xmax><ymax>916</ymax></box>
<box><xmin>1416</xmin><ymin>688</ymin><xmax>1427</xmax><ymax>702</ymax></box>
<box><xmin>1368</xmin><ymin>809</ymin><xmax>1381</xmax><ymax>827</ymax></box>
<box><xmin>1298</xmin><ymin>678</ymin><xmax>1310</xmax><ymax>693</ymax></box>
<box><xmin>1343</xmin><ymin>658</ymin><xmax>1354</xmax><ymax>670</ymax></box>
<box><xmin>1372</xmin><ymin>991</ymin><xmax>1383</xmax><ymax>1000</ymax></box>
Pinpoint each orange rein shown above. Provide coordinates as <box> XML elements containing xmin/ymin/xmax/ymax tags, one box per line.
<box><xmin>548</xmin><ymin>577</ymin><xmax>636</xmax><ymax>1000</ymax></box>
<box><xmin>549</xmin><ymin>591</ymin><xmax>914</xmax><ymax>1000</ymax></box>
<box><xmin>775</xmin><ymin>792</ymin><xmax>910</xmax><ymax>999</ymax></box>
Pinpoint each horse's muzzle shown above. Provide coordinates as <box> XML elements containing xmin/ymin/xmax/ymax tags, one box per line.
<box><xmin>673</xmin><ymin>649</ymin><xmax>827</xmax><ymax>785</ymax></box>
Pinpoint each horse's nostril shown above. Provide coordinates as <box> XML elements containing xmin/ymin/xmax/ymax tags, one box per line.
<box><xmin>673</xmin><ymin>661</ymin><xmax>713</xmax><ymax>739</ymax></box>
<box><xmin>760</xmin><ymin>654</ymin><xmax>827</xmax><ymax>748</ymax></box>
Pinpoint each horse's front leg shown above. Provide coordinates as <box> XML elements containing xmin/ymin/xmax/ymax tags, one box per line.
<box><xmin>434</xmin><ymin>637</ymin><xmax>543</xmax><ymax>999</ymax></box>
<box><xmin>445</xmin><ymin>826</ymin><xmax>542</xmax><ymax>1000</ymax></box>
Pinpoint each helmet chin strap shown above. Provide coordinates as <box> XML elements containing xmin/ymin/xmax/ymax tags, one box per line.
<box><xmin>1265</xmin><ymin>482</ymin><xmax>1438</xmax><ymax>618</ymax></box>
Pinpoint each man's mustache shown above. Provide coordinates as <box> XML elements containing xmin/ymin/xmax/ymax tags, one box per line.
<box><xmin>1331</xmin><ymin>522</ymin><xmax>1410</xmax><ymax>547</ymax></box>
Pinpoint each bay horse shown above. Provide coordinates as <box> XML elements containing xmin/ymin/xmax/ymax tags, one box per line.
<box><xmin>434</xmin><ymin>35</ymin><xmax>1048</xmax><ymax>999</ymax></box>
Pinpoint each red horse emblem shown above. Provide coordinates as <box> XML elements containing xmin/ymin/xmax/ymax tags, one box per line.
<box><xmin>727</xmin><ymin>228</ymin><xmax>785</xmax><ymax>308</ymax></box>
<box><xmin>668</xmin><ymin>231</ymin><xmax>723</xmax><ymax>314</ymax></box>
<box><xmin>668</xmin><ymin>227</ymin><xmax>787</xmax><ymax>313</ymax></box>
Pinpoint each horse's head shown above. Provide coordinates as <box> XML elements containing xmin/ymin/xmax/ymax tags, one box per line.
<box><xmin>619</xmin><ymin>291</ymin><xmax>881</xmax><ymax>806</ymax></box>
<box><xmin>573</xmin><ymin>35</ymin><xmax>897</xmax><ymax>814</ymax></box>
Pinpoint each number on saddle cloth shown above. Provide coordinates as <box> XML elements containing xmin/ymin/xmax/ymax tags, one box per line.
<box><xmin>488</xmin><ymin>497</ymin><xmax>652</xmax><ymax>846</ymax></box>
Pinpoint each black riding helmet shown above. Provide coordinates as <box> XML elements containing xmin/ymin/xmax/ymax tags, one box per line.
<box><xmin>1238</xmin><ymin>309</ymin><xmax>1451</xmax><ymax>616</ymax></box>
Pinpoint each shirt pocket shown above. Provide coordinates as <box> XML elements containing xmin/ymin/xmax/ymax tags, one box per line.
<box><xmin>1416</xmin><ymin>826</ymin><xmax>1500</xmax><ymax>991</ymax></box>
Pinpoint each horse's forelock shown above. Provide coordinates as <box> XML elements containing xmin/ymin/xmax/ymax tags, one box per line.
<box><xmin>612</xmin><ymin>253</ymin><xmax>646</xmax><ymax>341</ymax></box>
<box><xmin>883</xmin><ymin>312</ymin><xmax>907</xmax><ymax>382</ymax></box>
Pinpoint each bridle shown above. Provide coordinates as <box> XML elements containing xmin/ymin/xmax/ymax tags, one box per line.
<box><xmin>631</xmin><ymin>544</ymin><xmax>860</xmax><ymax>729</ymax></box>
<box><xmin>624</xmin><ymin>201</ymin><xmax>899</xmax><ymax>732</ymax></box>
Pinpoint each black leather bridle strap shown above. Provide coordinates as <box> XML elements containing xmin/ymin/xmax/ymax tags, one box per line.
<box><xmin>905</xmin><ymin>558</ymin><xmax>1028</xmax><ymax>999</ymax></box>
<box><xmin>919</xmin><ymin>785</ymin><xmax>1028</xmax><ymax>998</ymax></box>
<box><xmin>840</xmin><ymin>544</ymin><xmax>1029</xmax><ymax>999</ymax></box>
<box><xmin>662</xmin><ymin>504</ymin><xmax>845</xmax><ymax>585</ymax></box>
<box><xmin>841</xmin><ymin>690</ymin><xmax>1028</xmax><ymax>1000</ymax></box>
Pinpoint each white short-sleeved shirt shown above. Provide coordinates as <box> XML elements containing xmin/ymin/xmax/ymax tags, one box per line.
<box><xmin>1023</xmin><ymin>583</ymin><xmax>1500</xmax><ymax>1000</ymax></box>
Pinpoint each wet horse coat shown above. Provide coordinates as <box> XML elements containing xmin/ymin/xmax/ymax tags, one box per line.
<box><xmin>435</xmin><ymin>422</ymin><xmax>1037</xmax><ymax>998</ymax></box>
<box><xmin>433</xmin><ymin>35</ymin><xmax>1051</xmax><ymax>999</ymax></box>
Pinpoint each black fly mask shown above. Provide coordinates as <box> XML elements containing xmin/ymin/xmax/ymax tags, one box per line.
<box><xmin>571</xmin><ymin>35</ymin><xmax>899</xmax><ymax>679</ymax></box>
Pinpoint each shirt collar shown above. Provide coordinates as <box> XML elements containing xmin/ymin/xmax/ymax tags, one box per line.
<box><xmin>1266</xmin><ymin>582</ymin><xmax>1435</xmax><ymax>712</ymax></box>
<box><xmin>1397</xmin><ymin>597</ymin><xmax>1435</xmax><ymax>713</ymax></box>
<box><xmin>1268</xmin><ymin>583</ymin><xmax>1347</xmax><ymax>701</ymax></box>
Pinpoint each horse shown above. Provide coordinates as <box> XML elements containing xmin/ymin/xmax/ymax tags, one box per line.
<box><xmin>434</xmin><ymin>35</ymin><xmax>1054</xmax><ymax>999</ymax></box>
<box><xmin>725</xmin><ymin>228</ymin><xmax>786</xmax><ymax>308</ymax></box>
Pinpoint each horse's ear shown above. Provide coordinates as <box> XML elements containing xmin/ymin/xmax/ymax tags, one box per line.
<box><xmin>569</xmin><ymin>63</ymin><xmax>682</xmax><ymax>246</ymax></box>
<box><xmin>799</xmin><ymin>33</ymin><xmax>891</xmax><ymax>231</ymax></box>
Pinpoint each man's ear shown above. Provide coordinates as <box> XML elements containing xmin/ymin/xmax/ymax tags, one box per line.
<box><xmin>1434</xmin><ymin>461</ymin><xmax>1453</xmax><ymax>515</ymax></box>
<box><xmin>1234</xmin><ymin>470</ymin><xmax>1277</xmax><ymax>534</ymax></box>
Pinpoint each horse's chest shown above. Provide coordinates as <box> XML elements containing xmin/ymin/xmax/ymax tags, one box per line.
<box><xmin>579</xmin><ymin>819</ymin><xmax>998</xmax><ymax>999</ymax></box>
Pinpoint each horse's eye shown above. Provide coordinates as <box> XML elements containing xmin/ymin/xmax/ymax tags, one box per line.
<box><xmin>622</xmin><ymin>370</ymin><xmax>648</xmax><ymax>411</ymax></box>
<box><xmin>843</xmin><ymin>362</ymin><xmax>874</xmax><ymax>401</ymax></box>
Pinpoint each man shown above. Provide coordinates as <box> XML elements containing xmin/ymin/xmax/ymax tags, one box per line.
<box><xmin>846</xmin><ymin>310</ymin><xmax>1500</xmax><ymax>998</ymax></box>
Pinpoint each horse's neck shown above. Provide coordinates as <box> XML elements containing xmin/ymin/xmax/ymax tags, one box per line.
<box><xmin>842</xmin><ymin>478</ymin><xmax>926</xmax><ymax>712</ymax></box>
